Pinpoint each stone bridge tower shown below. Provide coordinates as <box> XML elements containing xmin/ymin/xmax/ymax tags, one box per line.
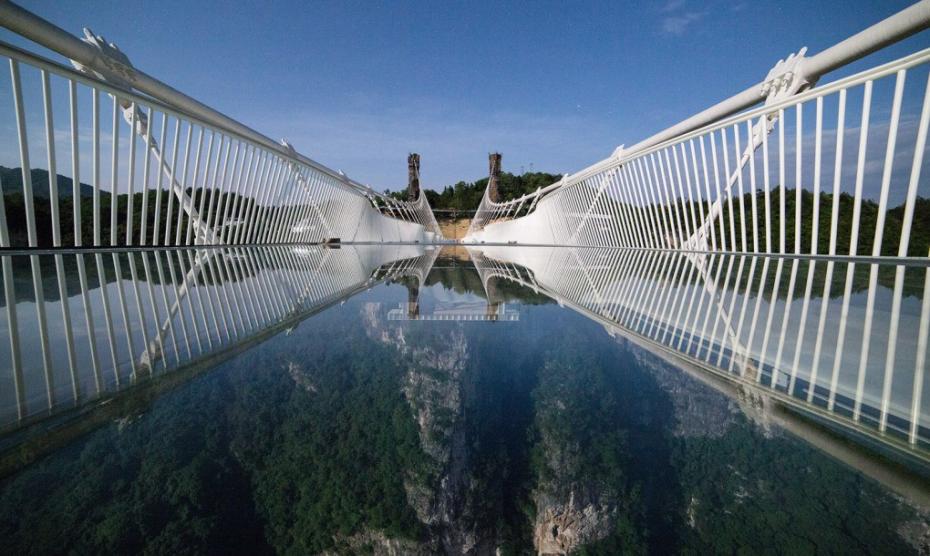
<box><xmin>488</xmin><ymin>152</ymin><xmax>502</xmax><ymax>203</ymax></box>
<box><xmin>407</xmin><ymin>153</ymin><xmax>421</xmax><ymax>202</ymax></box>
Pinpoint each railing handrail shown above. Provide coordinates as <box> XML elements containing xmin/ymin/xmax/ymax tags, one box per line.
<box><xmin>0</xmin><ymin>0</ymin><xmax>399</xmax><ymax>205</ymax></box>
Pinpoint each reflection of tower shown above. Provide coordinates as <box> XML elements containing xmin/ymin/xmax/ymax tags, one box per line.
<box><xmin>485</xmin><ymin>275</ymin><xmax>501</xmax><ymax>321</ymax></box>
<box><xmin>485</xmin><ymin>301</ymin><xmax>500</xmax><ymax>321</ymax></box>
<box><xmin>406</xmin><ymin>280</ymin><xmax>420</xmax><ymax>318</ymax></box>
<box><xmin>407</xmin><ymin>153</ymin><xmax>421</xmax><ymax>202</ymax></box>
<box><xmin>488</xmin><ymin>153</ymin><xmax>502</xmax><ymax>203</ymax></box>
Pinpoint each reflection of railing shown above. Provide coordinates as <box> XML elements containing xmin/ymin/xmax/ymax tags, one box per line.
<box><xmin>470</xmin><ymin>246</ymin><xmax>930</xmax><ymax>461</ymax></box>
<box><xmin>468</xmin><ymin>2</ymin><xmax>930</xmax><ymax>250</ymax></box>
<box><xmin>0</xmin><ymin>2</ymin><xmax>440</xmax><ymax>248</ymax></box>
<box><xmin>0</xmin><ymin>245</ymin><xmax>437</xmax><ymax>433</ymax></box>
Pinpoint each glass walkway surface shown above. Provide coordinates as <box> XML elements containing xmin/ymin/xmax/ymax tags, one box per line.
<box><xmin>0</xmin><ymin>244</ymin><xmax>928</xmax><ymax>554</ymax></box>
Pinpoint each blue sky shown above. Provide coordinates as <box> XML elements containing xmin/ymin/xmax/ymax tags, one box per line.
<box><xmin>4</xmin><ymin>0</ymin><xmax>926</xmax><ymax>191</ymax></box>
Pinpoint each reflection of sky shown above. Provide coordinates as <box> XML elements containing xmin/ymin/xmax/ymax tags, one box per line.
<box><xmin>423</xmin><ymin>283</ymin><xmax>485</xmax><ymax>305</ymax></box>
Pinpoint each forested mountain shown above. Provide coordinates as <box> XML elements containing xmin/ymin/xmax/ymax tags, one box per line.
<box><xmin>385</xmin><ymin>171</ymin><xmax>564</xmax><ymax>211</ymax></box>
<box><xmin>0</xmin><ymin>166</ymin><xmax>96</xmax><ymax>199</ymax></box>
<box><xmin>0</xmin><ymin>166</ymin><xmax>267</xmax><ymax>247</ymax></box>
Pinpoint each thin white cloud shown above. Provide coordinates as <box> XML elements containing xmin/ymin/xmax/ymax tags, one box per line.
<box><xmin>662</xmin><ymin>0</ymin><xmax>687</xmax><ymax>13</ymax></box>
<box><xmin>658</xmin><ymin>0</ymin><xmax>706</xmax><ymax>37</ymax></box>
<box><xmin>661</xmin><ymin>12</ymin><xmax>705</xmax><ymax>36</ymax></box>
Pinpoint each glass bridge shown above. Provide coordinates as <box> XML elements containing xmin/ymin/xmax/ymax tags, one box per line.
<box><xmin>0</xmin><ymin>1</ymin><xmax>929</xmax><ymax>554</ymax></box>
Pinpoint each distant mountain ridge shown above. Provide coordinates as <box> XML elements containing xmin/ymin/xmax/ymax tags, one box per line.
<box><xmin>1</xmin><ymin>166</ymin><xmax>96</xmax><ymax>199</ymax></box>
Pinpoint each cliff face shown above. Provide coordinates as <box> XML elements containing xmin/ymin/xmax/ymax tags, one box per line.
<box><xmin>323</xmin><ymin>529</ymin><xmax>435</xmax><ymax>556</ymax></box>
<box><xmin>529</xmin><ymin>332</ymin><xmax>747</xmax><ymax>554</ymax></box>
<box><xmin>284</xmin><ymin>361</ymin><xmax>318</xmax><ymax>393</ymax></box>
<box><xmin>361</xmin><ymin>302</ymin><xmax>492</xmax><ymax>555</ymax></box>
<box><xmin>529</xmin><ymin>358</ymin><xmax>624</xmax><ymax>555</ymax></box>
<box><xmin>898</xmin><ymin>518</ymin><xmax>930</xmax><ymax>555</ymax></box>
<box><xmin>612</xmin><ymin>334</ymin><xmax>784</xmax><ymax>441</ymax></box>
<box><xmin>532</xmin><ymin>486</ymin><xmax>617</xmax><ymax>554</ymax></box>
<box><xmin>362</xmin><ymin>302</ymin><xmax>467</xmax><ymax>467</ymax></box>
<box><xmin>620</xmin><ymin>339</ymin><xmax>738</xmax><ymax>439</ymax></box>
<box><xmin>529</xmin><ymin>412</ymin><xmax>620</xmax><ymax>555</ymax></box>
<box><xmin>359</xmin><ymin>302</ymin><xmax>766</xmax><ymax>555</ymax></box>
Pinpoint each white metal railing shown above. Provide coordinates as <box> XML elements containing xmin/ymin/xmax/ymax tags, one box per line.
<box><xmin>0</xmin><ymin>2</ymin><xmax>440</xmax><ymax>249</ymax></box>
<box><xmin>467</xmin><ymin>1</ymin><xmax>930</xmax><ymax>251</ymax></box>
<box><xmin>0</xmin><ymin>244</ymin><xmax>437</xmax><ymax>430</ymax></box>
<box><xmin>466</xmin><ymin>180</ymin><xmax>556</xmax><ymax>238</ymax></box>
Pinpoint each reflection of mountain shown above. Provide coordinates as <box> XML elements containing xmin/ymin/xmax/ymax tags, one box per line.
<box><xmin>362</xmin><ymin>302</ymin><xmax>467</xmax><ymax>464</ymax></box>
<box><xmin>425</xmin><ymin>253</ymin><xmax>554</xmax><ymax>306</ymax></box>
<box><xmin>362</xmin><ymin>301</ymin><xmax>493</xmax><ymax>554</ymax></box>
<box><xmin>0</xmin><ymin>249</ymin><xmax>263</xmax><ymax>307</ymax></box>
<box><xmin>528</xmin><ymin>326</ymin><xmax>684</xmax><ymax>555</ymax></box>
<box><xmin>470</xmin><ymin>245</ymin><xmax>930</xmax><ymax>486</ymax></box>
<box><xmin>616</xmin><ymin>336</ymin><xmax>930</xmax><ymax>555</ymax></box>
<box><xmin>360</xmin><ymin>264</ymin><xmax>930</xmax><ymax>555</ymax></box>
<box><xmin>621</xmin><ymin>336</ymin><xmax>739</xmax><ymax>439</ymax></box>
<box><xmin>530</xmin><ymin>355</ymin><xmax>638</xmax><ymax>554</ymax></box>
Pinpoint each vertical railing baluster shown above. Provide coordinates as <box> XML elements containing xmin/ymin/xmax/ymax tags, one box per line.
<box><xmin>124</xmin><ymin>103</ymin><xmax>137</xmax><ymax>245</ymax></box>
<box><xmin>109</xmin><ymin>96</ymin><xmax>120</xmax><ymax>246</ymax></box>
<box><xmin>139</xmin><ymin>107</ymin><xmax>154</xmax><ymax>245</ymax></box>
<box><xmin>910</xmin><ymin>250</ymin><xmax>930</xmax><ymax>445</ymax></box>
<box><xmin>854</xmin><ymin>70</ymin><xmax>906</xmax><ymax>422</ymax></box>
<box><xmin>209</xmin><ymin>140</ymin><xmax>237</xmax><ymax>239</ymax></box>
<box><xmin>225</xmin><ymin>146</ymin><xmax>254</xmax><ymax>244</ymax></box>
<box><xmin>69</xmin><ymin>80</ymin><xmax>81</xmax><ymax>246</ymax></box>
<box><xmin>185</xmin><ymin>129</ymin><xmax>210</xmax><ymax>245</ymax></box>
<box><xmin>94</xmin><ymin>252</ymin><xmax>120</xmax><ymax>387</ymax></box>
<box><xmin>10</xmin><ymin>60</ymin><xmax>38</xmax><ymax>248</ymax></box>
<box><xmin>879</xmin><ymin>70</ymin><xmax>930</xmax><ymax>431</ymax></box>
<box><xmin>92</xmin><ymin>89</ymin><xmax>101</xmax><ymax>246</ymax></box>
<box><xmin>203</xmin><ymin>135</ymin><xmax>228</xmax><ymax>243</ymax></box>
<box><xmin>40</xmin><ymin>70</ymin><xmax>61</xmax><ymax>247</ymax></box>
<box><xmin>153</xmin><ymin>114</ymin><xmax>171</xmax><ymax>245</ymax></box>
<box><xmin>176</xmin><ymin>126</ymin><xmax>199</xmax><ymax>245</ymax></box>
